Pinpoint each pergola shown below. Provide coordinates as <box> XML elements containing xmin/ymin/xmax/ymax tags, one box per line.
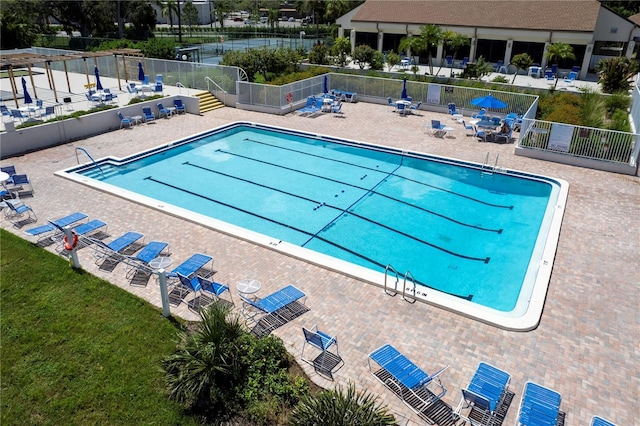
<box><xmin>0</xmin><ymin>49</ymin><xmax>144</xmax><ymax>108</ymax></box>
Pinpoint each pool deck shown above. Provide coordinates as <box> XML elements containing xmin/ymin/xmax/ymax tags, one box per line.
<box><xmin>1</xmin><ymin>100</ymin><xmax>638</xmax><ymax>425</ymax></box>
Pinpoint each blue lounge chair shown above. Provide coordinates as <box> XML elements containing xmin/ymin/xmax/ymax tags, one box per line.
<box><xmin>167</xmin><ymin>253</ymin><xmax>214</xmax><ymax>300</ymax></box>
<box><xmin>0</xmin><ymin>105</ymin><xmax>10</xmax><ymax>116</ymax></box>
<box><xmin>564</xmin><ymin>71</ymin><xmax>578</xmax><ymax>86</ymax></box>
<box><xmin>4</xmin><ymin>200</ymin><xmax>37</xmax><ymax>226</ymax></box>
<box><xmin>0</xmin><ymin>165</ymin><xmax>17</xmax><ymax>185</ymax></box>
<box><xmin>24</xmin><ymin>212</ymin><xmax>88</xmax><ymax>243</ymax></box>
<box><xmin>117</xmin><ymin>112</ymin><xmax>133</xmax><ymax>129</ymax></box>
<box><xmin>516</xmin><ymin>381</ymin><xmax>561</xmax><ymax>426</ymax></box>
<box><xmin>173</xmin><ymin>99</ymin><xmax>186</xmax><ymax>114</ymax></box>
<box><xmin>454</xmin><ymin>362</ymin><xmax>511</xmax><ymax>425</ymax></box>
<box><xmin>592</xmin><ymin>416</ymin><xmax>616</xmax><ymax>426</ymax></box>
<box><xmin>239</xmin><ymin>284</ymin><xmax>306</xmax><ymax>322</ymax></box>
<box><xmin>178</xmin><ymin>273</ymin><xmax>232</xmax><ymax>311</ymax></box>
<box><xmin>142</xmin><ymin>107</ymin><xmax>155</xmax><ymax>123</ymax></box>
<box><xmin>53</xmin><ymin>219</ymin><xmax>107</xmax><ymax>253</ymax></box>
<box><xmin>301</xmin><ymin>325</ymin><xmax>340</xmax><ymax>362</ymax></box>
<box><xmin>431</xmin><ymin>119</ymin><xmax>446</xmax><ymax>137</ymax></box>
<box><xmin>396</xmin><ymin>102</ymin><xmax>407</xmax><ymax>116</ymax></box>
<box><xmin>124</xmin><ymin>241</ymin><xmax>170</xmax><ymax>282</ymax></box>
<box><xmin>301</xmin><ymin>325</ymin><xmax>343</xmax><ymax>379</ymax></box>
<box><xmin>297</xmin><ymin>97</ymin><xmax>319</xmax><ymax>116</ymax></box>
<box><xmin>461</xmin><ymin>120</ymin><xmax>476</xmax><ymax>137</ymax></box>
<box><xmin>168</xmin><ymin>253</ymin><xmax>213</xmax><ymax>280</ymax></box>
<box><xmin>409</xmin><ymin>101</ymin><xmax>422</xmax><ymax>114</ymax></box>
<box><xmin>7</xmin><ymin>174</ymin><xmax>33</xmax><ymax>197</ymax></box>
<box><xmin>91</xmin><ymin>231</ymin><xmax>145</xmax><ymax>265</ymax></box>
<box><xmin>448</xmin><ymin>103</ymin><xmax>461</xmax><ymax>115</ymax></box>
<box><xmin>331</xmin><ymin>102</ymin><xmax>343</xmax><ymax>114</ymax></box>
<box><xmin>387</xmin><ymin>97</ymin><xmax>394</xmax><ymax>108</ymax></box>
<box><xmin>157</xmin><ymin>103</ymin><xmax>171</xmax><ymax>119</ymax></box>
<box><xmin>368</xmin><ymin>344</ymin><xmax>449</xmax><ymax>414</ymax></box>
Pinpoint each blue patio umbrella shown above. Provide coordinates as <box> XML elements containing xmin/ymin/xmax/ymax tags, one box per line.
<box><xmin>94</xmin><ymin>66</ymin><xmax>103</xmax><ymax>91</ymax></box>
<box><xmin>323</xmin><ymin>74</ymin><xmax>328</xmax><ymax>94</ymax></box>
<box><xmin>138</xmin><ymin>62</ymin><xmax>145</xmax><ymax>82</ymax></box>
<box><xmin>470</xmin><ymin>94</ymin><xmax>507</xmax><ymax>110</ymax></box>
<box><xmin>21</xmin><ymin>77</ymin><xmax>33</xmax><ymax>104</ymax></box>
<box><xmin>401</xmin><ymin>77</ymin><xmax>408</xmax><ymax>99</ymax></box>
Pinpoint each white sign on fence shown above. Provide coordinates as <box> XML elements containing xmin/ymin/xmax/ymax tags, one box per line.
<box><xmin>548</xmin><ymin>123</ymin><xmax>573</xmax><ymax>152</ymax></box>
<box><xmin>427</xmin><ymin>84</ymin><xmax>441</xmax><ymax>104</ymax></box>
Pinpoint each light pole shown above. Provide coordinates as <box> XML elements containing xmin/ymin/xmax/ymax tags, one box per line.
<box><xmin>300</xmin><ymin>31</ymin><xmax>305</xmax><ymax>49</ymax></box>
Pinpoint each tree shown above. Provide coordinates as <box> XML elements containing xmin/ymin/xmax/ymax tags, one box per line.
<box><xmin>545</xmin><ymin>42</ymin><xmax>576</xmax><ymax>89</ymax></box>
<box><xmin>435</xmin><ymin>30</ymin><xmax>468</xmax><ymax>77</ymax></box>
<box><xmin>161</xmin><ymin>302</ymin><xmax>245</xmax><ymax>411</ymax></box>
<box><xmin>126</xmin><ymin>1</ymin><xmax>156</xmax><ymax>40</ymax></box>
<box><xmin>213</xmin><ymin>0</ymin><xmax>232</xmax><ymax>29</ymax></box>
<box><xmin>325</xmin><ymin>0</ymin><xmax>350</xmax><ymax>23</ymax></box>
<box><xmin>332</xmin><ymin>36</ymin><xmax>351</xmax><ymax>67</ymax></box>
<box><xmin>309</xmin><ymin>43</ymin><xmax>331</xmax><ymax>65</ymax></box>
<box><xmin>43</xmin><ymin>0</ymin><xmax>115</xmax><ymax>38</ymax></box>
<box><xmin>157</xmin><ymin>0</ymin><xmax>178</xmax><ymax>29</ymax></box>
<box><xmin>595</xmin><ymin>56</ymin><xmax>639</xmax><ymax>94</ymax></box>
<box><xmin>0</xmin><ymin>0</ymin><xmax>41</xmax><ymax>49</ymax></box>
<box><xmin>418</xmin><ymin>24</ymin><xmax>444</xmax><ymax>75</ymax></box>
<box><xmin>353</xmin><ymin>44</ymin><xmax>376</xmax><ymax>69</ymax></box>
<box><xmin>398</xmin><ymin>34</ymin><xmax>426</xmax><ymax>68</ymax></box>
<box><xmin>182</xmin><ymin>0</ymin><xmax>199</xmax><ymax>37</ymax></box>
<box><xmin>291</xmin><ymin>382</ymin><xmax>397</xmax><ymax>426</ymax></box>
<box><xmin>510</xmin><ymin>52</ymin><xmax>534</xmax><ymax>84</ymax></box>
<box><xmin>385</xmin><ymin>51</ymin><xmax>401</xmax><ymax>72</ymax></box>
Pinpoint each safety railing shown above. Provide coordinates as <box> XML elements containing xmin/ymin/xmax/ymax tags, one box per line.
<box><xmin>205</xmin><ymin>76</ymin><xmax>227</xmax><ymax>104</ymax></box>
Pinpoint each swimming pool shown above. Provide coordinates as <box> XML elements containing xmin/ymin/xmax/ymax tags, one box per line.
<box><xmin>59</xmin><ymin>121</ymin><xmax>568</xmax><ymax>330</ymax></box>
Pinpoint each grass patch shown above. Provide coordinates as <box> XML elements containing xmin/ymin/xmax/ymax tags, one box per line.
<box><xmin>0</xmin><ymin>70</ymin><xmax>44</xmax><ymax>79</ymax></box>
<box><xmin>0</xmin><ymin>230</ymin><xmax>203</xmax><ymax>425</ymax></box>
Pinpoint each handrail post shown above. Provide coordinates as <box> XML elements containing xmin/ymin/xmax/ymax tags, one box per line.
<box><xmin>157</xmin><ymin>269</ymin><xmax>171</xmax><ymax>317</ymax></box>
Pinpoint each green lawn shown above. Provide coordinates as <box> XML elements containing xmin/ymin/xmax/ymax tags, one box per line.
<box><xmin>0</xmin><ymin>230</ymin><xmax>203</xmax><ymax>425</ymax></box>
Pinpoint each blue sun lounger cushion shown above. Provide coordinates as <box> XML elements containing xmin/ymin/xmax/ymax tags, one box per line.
<box><xmin>24</xmin><ymin>212</ymin><xmax>87</xmax><ymax>240</ymax></box>
<box><xmin>516</xmin><ymin>381</ymin><xmax>561</xmax><ymax>426</ymax></box>
<box><xmin>368</xmin><ymin>343</ymin><xmax>449</xmax><ymax>415</ymax></box>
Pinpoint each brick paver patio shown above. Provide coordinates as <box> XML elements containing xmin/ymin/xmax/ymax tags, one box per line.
<box><xmin>1</xmin><ymin>101</ymin><xmax>637</xmax><ymax>425</ymax></box>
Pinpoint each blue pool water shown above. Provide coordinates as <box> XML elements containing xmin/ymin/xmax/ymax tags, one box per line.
<box><xmin>70</xmin><ymin>122</ymin><xmax>562</xmax><ymax>314</ymax></box>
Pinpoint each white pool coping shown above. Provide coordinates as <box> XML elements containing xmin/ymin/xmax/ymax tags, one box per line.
<box><xmin>56</xmin><ymin>121</ymin><xmax>569</xmax><ymax>331</ymax></box>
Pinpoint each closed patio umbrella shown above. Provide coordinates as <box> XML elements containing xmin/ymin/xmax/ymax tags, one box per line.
<box><xmin>93</xmin><ymin>67</ymin><xmax>102</xmax><ymax>90</ymax></box>
<box><xmin>470</xmin><ymin>94</ymin><xmax>507</xmax><ymax>110</ymax></box>
<box><xmin>323</xmin><ymin>74</ymin><xmax>328</xmax><ymax>94</ymax></box>
<box><xmin>21</xmin><ymin>77</ymin><xmax>33</xmax><ymax>104</ymax></box>
<box><xmin>401</xmin><ymin>77</ymin><xmax>408</xmax><ymax>99</ymax></box>
<box><xmin>138</xmin><ymin>62</ymin><xmax>145</xmax><ymax>82</ymax></box>
<box><xmin>94</xmin><ymin>66</ymin><xmax>103</xmax><ymax>91</ymax></box>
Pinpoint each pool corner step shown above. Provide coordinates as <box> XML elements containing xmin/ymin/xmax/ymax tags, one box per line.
<box><xmin>195</xmin><ymin>91</ymin><xmax>224</xmax><ymax>113</ymax></box>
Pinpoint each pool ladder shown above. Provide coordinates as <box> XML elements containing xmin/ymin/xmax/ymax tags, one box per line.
<box><xmin>384</xmin><ymin>265</ymin><xmax>417</xmax><ymax>303</ymax></box>
<box><xmin>75</xmin><ymin>147</ymin><xmax>104</xmax><ymax>178</ymax></box>
<box><xmin>481</xmin><ymin>152</ymin><xmax>499</xmax><ymax>176</ymax></box>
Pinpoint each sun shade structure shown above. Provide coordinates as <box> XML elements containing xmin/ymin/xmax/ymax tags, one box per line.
<box><xmin>0</xmin><ymin>50</ymin><xmax>143</xmax><ymax>107</ymax></box>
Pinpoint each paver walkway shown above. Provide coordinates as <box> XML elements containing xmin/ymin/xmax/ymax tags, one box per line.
<box><xmin>1</xmin><ymin>100</ymin><xmax>637</xmax><ymax>425</ymax></box>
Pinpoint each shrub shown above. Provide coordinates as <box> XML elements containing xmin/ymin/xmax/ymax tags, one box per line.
<box><xmin>608</xmin><ymin>109</ymin><xmax>631</xmax><ymax>132</ymax></box>
<box><xmin>605</xmin><ymin>92</ymin><xmax>631</xmax><ymax>116</ymax></box>
<box><xmin>492</xmin><ymin>75</ymin><xmax>509</xmax><ymax>83</ymax></box>
<box><xmin>308</xmin><ymin>43</ymin><xmax>330</xmax><ymax>65</ymax></box>
<box><xmin>545</xmin><ymin>103</ymin><xmax>582</xmax><ymax>125</ymax></box>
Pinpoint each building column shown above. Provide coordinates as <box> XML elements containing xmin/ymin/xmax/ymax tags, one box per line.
<box><xmin>626</xmin><ymin>41</ymin><xmax>635</xmax><ymax>59</ymax></box>
<box><xmin>541</xmin><ymin>42</ymin><xmax>551</xmax><ymax>70</ymax></box>
<box><xmin>350</xmin><ymin>29</ymin><xmax>356</xmax><ymax>55</ymax></box>
<box><xmin>377</xmin><ymin>32</ymin><xmax>384</xmax><ymax>52</ymax></box>
<box><xmin>436</xmin><ymin>43</ymin><xmax>444</xmax><ymax>66</ymax></box>
<box><xmin>504</xmin><ymin>39</ymin><xmax>513</xmax><ymax>66</ymax></box>
<box><xmin>580</xmin><ymin>43</ymin><xmax>593</xmax><ymax>78</ymax></box>
<box><xmin>469</xmin><ymin>37</ymin><xmax>477</xmax><ymax>62</ymax></box>
<box><xmin>338</xmin><ymin>27</ymin><xmax>344</xmax><ymax>38</ymax></box>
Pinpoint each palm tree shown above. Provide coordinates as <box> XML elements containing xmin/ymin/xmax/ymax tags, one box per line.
<box><xmin>408</xmin><ymin>24</ymin><xmax>444</xmax><ymax>75</ymax></box>
<box><xmin>161</xmin><ymin>302</ymin><xmax>245</xmax><ymax>410</ymax></box>
<box><xmin>333</xmin><ymin>36</ymin><xmax>352</xmax><ymax>67</ymax></box>
<box><xmin>157</xmin><ymin>0</ymin><xmax>178</xmax><ymax>29</ymax></box>
<box><xmin>291</xmin><ymin>382</ymin><xmax>397</xmax><ymax>426</ymax></box>
<box><xmin>398</xmin><ymin>34</ymin><xmax>426</xmax><ymax>71</ymax></box>
<box><xmin>435</xmin><ymin>30</ymin><xmax>469</xmax><ymax>76</ymax></box>
<box><xmin>546</xmin><ymin>42</ymin><xmax>576</xmax><ymax>89</ymax></box>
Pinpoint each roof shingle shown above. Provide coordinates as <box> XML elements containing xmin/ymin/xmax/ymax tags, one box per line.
<box><xmin>352</xmin><ymin>0</ymin><xmax>601</xmax><ymax>32</ymax></box>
